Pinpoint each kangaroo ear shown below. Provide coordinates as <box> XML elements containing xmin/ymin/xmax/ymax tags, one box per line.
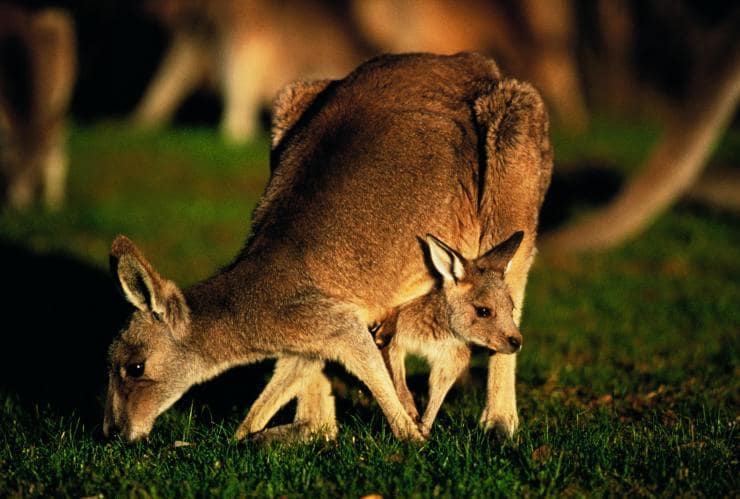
<box><xmin>426</xmin><ymin>234</ymin><xmax>466</xmax><ymax>283</ymax></box>
<box><xmin>271</xmin><ymin>79</ymin><xmax>332</xmax><ymax>150</ymax></box>
<box><xmin>477</xmin><ymin>231</ymin><xmax>524</xmax><ymax>274</ymax></box>
<box><xmin>110</xmin><ymin>235</ymin><xmax>190</xmax><ymax>336</ymax></box>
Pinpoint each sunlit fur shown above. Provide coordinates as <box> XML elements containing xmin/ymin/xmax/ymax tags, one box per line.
<box><xmin>104</xmin><ymin>312</ymin><xmax>199</xmax><ymax>441</ymax></box>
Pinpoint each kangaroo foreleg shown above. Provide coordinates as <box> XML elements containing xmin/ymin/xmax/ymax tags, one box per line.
<box><xmin>249</xmin><ymin>365</ymin><xmax>337</xmax><ymax>445</ymax></box>
<box><xmin>327</xmin><ymin>326</ymin><xmax>424</xmax><ymax>442</ymax></box>
<box><xmin>295</xmin><ymin>367</ymin><xmax>337</xmax><ymax>439</ymax></box>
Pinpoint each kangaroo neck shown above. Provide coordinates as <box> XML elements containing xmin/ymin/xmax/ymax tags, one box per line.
<box><xmin>180</xmin><ymin>253</ymin><xmax>286</xmax><ymax>377</ymax></box>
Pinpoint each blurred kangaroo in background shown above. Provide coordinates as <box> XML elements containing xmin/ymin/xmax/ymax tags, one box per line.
<box><xmin>132</xmin><ymin>0</ymin><xmax>364</xmax><ymax>143</ymax></box>
<box><xmin>132</xmin><ymin>0</ymin><xmax>584</xmax><ymax>142</ymax></box>
<box><xmin>104</xmin><ymin>53</ymin><xmax>552</xmax><ymax>443</ymax></box>
<box><xmin>0</xmin><ymin>4</ymin><xmax>76</xmax><ymax>210</ymax></box>
<box><xmin>351</xmin><ymin>0</ymin><xmax>587</xmax><ymax>132</ymax></box>
<box><xmin>373</xmin><ymin>232</ymin><xmax>524</xmax><ymax>437</ymax></box>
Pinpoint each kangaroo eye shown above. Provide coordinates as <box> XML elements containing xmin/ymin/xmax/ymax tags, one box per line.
<box><xmin>126</xmin><ymin>363</ymin><xmax>145</xmax><ymax>378</ymax></box>
<box><xmin>475</xmin><ymin>306</ymin><xmax>491</xmax><ymax>318</ymax></box>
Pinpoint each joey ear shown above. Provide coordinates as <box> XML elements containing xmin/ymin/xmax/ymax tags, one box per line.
<box><xmin>426</xmin><ymin>234</ymin><xmax>466</xmax><ymax>283</ymax></box>
<box><xmin>271</xmin><ymin>79</ymin><xmax>332</xmax><ymax>150</ymax></box>
<box><xmin>477</xmin><ymin>231</ymin><xmax>524</xmax><ymax>274</ymax></box>
<box><xmin>110</xmin><ymin>235</ymin><xmax>190</xmax><ymax>336</ymax></box>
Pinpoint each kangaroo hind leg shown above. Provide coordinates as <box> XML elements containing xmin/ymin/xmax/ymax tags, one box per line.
<box><xmin>236</xmin><ymin>355</ymin><xmax>335</xmax><ymax>441</ymax></box>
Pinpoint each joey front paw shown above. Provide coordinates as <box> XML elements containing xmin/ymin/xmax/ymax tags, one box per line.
<box><xmin>418</xmin><ymin>421</ymin><xmax>432</xmax><ymax>439</ymax></box>
<box><xmin>234</xmin><ymin>423</ymin><xmax>250</xmax><ymax>441</ymax></box>
<box><xmin>403</xmin><ymin>402</ymin><xmax>420</xmax><ymax>424</ymax></box>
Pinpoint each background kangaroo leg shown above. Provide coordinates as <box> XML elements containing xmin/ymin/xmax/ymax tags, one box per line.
<box><xmin>131</xmin><ymin>33</ymin><xmax>207</xmax><ymax>128</ymax></box>
<box><xmin>219</xmin><ymin>33</ymin><xmax>269</xmax><ymax>144</ymax></box>
<box><xmin>41</xmin><ymin>140</ymin><xmax>67</xmax><ymax>210</ymax></box>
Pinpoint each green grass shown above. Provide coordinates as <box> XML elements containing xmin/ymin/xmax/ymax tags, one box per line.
<box><xmin>1</xmin><ymin>121</ymin><xmax>738</xmax><ymax>497</ymax></box>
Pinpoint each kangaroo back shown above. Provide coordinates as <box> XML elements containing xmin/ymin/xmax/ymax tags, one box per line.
<box><xmin>246</xmin><ymin>53</ymin><xmax>512</xmax><ymax>316</ymax></box>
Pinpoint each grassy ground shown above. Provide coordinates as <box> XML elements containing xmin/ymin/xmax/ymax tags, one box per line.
<box><xmin>0</xmin><ymin>121</ymin><xmax>737</xmax><ymax>497</ymax></box>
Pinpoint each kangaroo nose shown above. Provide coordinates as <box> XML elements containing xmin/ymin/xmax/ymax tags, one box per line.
<box><xmin>507</xmin><ymin>335</ymin><xmax>522</xmax><ymax>350</ymax></box>
<box><xmin>103</xmin><ymin>419</ymin><xmax>121</xmax><ymax>439</ymax></box>
<box><xmin>105</xmin><ymin>425</ymin><xmax>120</xmax><ymax>439</ymax></box>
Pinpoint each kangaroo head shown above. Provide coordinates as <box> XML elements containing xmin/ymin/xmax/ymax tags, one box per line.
<box><xmin>426</xmin><ymin>231</ymin><xmax>524</xmax><ymax>354</ymax></box>
<box><xmin>104</xmin><ymin>235</ymin><xmax>196</xmax><ymax>442</ymax></box>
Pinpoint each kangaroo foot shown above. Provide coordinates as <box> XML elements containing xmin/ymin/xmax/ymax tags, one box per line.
<box><xmin>247</xmin><ymin>420</ymin><xmax>337</xmax><ymax>445</ymax></box>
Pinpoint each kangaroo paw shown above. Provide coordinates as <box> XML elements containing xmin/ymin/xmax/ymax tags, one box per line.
<box><xmin>480</xmin><ymin>407</ymin><xmax>519</xmax><ymax>440</ymax></box>
<box><xmin>246</xmin><ymin>420</ymin><xmax>337</xmax><ymax>445</ymax></box>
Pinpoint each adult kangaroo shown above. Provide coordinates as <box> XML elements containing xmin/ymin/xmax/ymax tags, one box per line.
<box><xmin>239</xmin><ymin>54</ymin><xmax>552</xmax><ymax>442</ymax></box>
<box><xmin>104</xmin><ymin>52</ymin><xmax>552</xmax><ymax>443</ymax></box>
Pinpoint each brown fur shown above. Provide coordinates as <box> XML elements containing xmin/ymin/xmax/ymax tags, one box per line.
<box><xmin>245</xmin><ymin>58</ymin><xmax>551</xmax><ymax>441</ymax></box>
<box><xmin>104</xmin><ymin>52</ymin><xmax>552</xmax><ymax>443</ymax></box>
<box><xmin>0</xmin><ymin>4</ymin><xmax>76</xmax><ymax>210</ymax></box>
<box><xmin>269</xmin><ymin>79</ymin><xmax>332</xmax><ymax>150</ymax></box>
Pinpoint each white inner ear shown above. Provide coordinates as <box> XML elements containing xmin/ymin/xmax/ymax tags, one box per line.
<box><xmin>428</xmin><ymin>237</ymin><xmax>465</xmax><ymax>283</ymax></box>
<box><xmin>119</xmin><ymin>275</ymin><xmax>150</xmax><ymax>312</ymax></box>
<box><xmin>452</xmin><ymin>255</ymin><xmax>465</xmax><ymax>281</ymax></box>
<box><xmin>505</xmin><ymin>259</ymin><xmax>513</xmax><ymax>275</ymax></box>
<box><xmin>149</xmin><ymin>294</ymin><xmax>167</xmax><ymax>318</ymax></box>
<box><xmin>118</xmin><ymin>256</ymin><xmax>161</xmax><ymax>314</ymax></box>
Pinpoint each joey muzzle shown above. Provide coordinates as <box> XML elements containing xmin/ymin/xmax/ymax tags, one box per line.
<box><xmin>488</xmin><ymin>329</ymin><xmax>523</xmax><ymax>355</ymax></box>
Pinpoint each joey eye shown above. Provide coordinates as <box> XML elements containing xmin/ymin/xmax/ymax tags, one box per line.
<box><xmin>475</xmin><ymin>306</ymin><xmax>491</xmax><ymax>318</ymax></box>
<box><xmin>151</xmin><ymin>311</ymin><xmax>162</xmax><ymax>322</ymax></box>
<box><xmin>126</xmin><ymin>362</ymin><xmax>145</xmax><ymax>378</ymax></box>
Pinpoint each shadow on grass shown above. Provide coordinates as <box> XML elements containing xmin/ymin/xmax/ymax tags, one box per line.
<box><xmin>539</xmin><ymin>161</ymin><xmax>623</xmax><ymax>233</ymax></box>
<box><xmin>0</xmin><ymin>239</ymin><xmax>282</xmax><ymax>433</ymax></box>
<box><xmin>0</xmin><ymin>239</ymin><xmax>128</xmax><ymax>424</ymax></box>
